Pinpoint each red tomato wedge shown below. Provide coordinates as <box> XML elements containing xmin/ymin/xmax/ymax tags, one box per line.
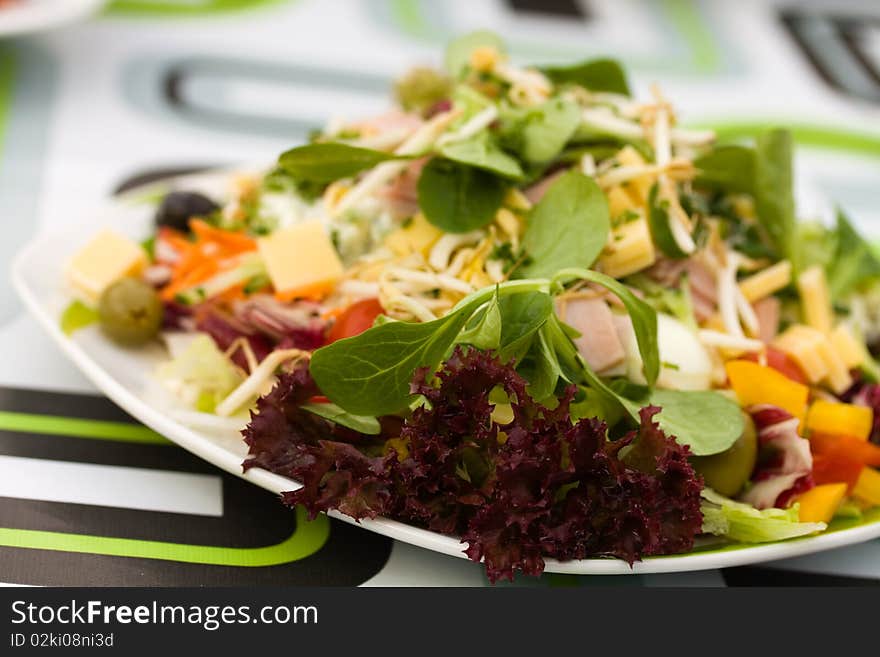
<box><xmin>744</xmin><ymin>347</ymin><xmax>808</xmax><ymax>384</ymax></box>
<box><xmin>326</xmin><ymin>298</ymin><xmax>385</xmax><ymax>343</ymax></box>
<box><xmin>810</xmin><ymin>432</ymin><xmax>880</xmax><ymax>467</ymax></box>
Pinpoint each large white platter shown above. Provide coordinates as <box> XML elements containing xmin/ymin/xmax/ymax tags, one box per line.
<box><xmin>12</xmin><ymin>170</ymin><xmax>880</xmax><ymax>575</ymax></box>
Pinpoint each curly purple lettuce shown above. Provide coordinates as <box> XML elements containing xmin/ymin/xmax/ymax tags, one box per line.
<box><xmin>242</xmin><ymin>347</ymin><xmax>703</xmax><ymax>582</ymax></box>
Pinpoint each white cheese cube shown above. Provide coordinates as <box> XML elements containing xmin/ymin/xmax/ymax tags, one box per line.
<box><xmin>257</xmin><ymin>220</ymin><xmax>344</xmax><ymax>300</ymax></box>
<box><xmin>67</xmin><ymin>229</ymin><xmax>147</xmax><ymax>302</ymax></box>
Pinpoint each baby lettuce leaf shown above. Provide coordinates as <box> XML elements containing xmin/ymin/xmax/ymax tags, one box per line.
<box><xmin>60</xmin><ymin>300</ymin><xmax>98</xmax><ymax>335</ymax></box>
<box><xmin>640</xmin><ymin>389</ymin><xmax>744</xmax><ymax>456</ymax></box>
<box><xmin>310</xmin><ymin>307</ymin><xmax>476</xmax><ymax>416</ymax></box>
<box><xmin>299</xmin><ymin>401</ymin><xmax>381</xmax><ymax>435</ymax></box>
<box><xmin>437</xmin><ymin>133</ymin><xmax>524</xmax><ymax>179</ymax></box>
<box><xmin>518</xmin><ymin>171</ymin><xmax>610</xmax><ymax>278</ymax></box>
<box><xmin>541</xmin><ymin>58</ymin><xmax>630</xmax><ymax>95</ymax></box>
<box><xmin>571</xmin><ymin>353</ymin><xmax>743</xmax><ymax>456</ymax></box>
<box><xmin>278</xmin><ymin>143</ymin><xmax>405</xmax><ymax>183</ymax></box>
<box><xmin>417</xmin><ymin>158</ymin><xmax>507</xmax><ymax>233</ymax></box>
<box><xmin>458</xmin><ymin>289</ymin><xmax>503</xmax><ymax>350</ymax></box>
<box><xmin>496</xmin><ymin>291</ymin><xmax>554</xmax><ymax>361</ymax></box>
<box><xmin>826</xmin><ymin>209</ymin><xmax>880</xmax><ymax>298</ymax></box>
<box><xmin>445</xmin><ymin>30</ymin><xmax>505</xmax><ymax>78</ymax></box>
<box><xmin>309</xmin><ymin>280</ymin><xmax>548</xmax><ymax>416</ymax></box>
<box><xmin>499</xmin><ymin>96</ymin><xmax>582</xmax><ymax>165</ymax></box>
<box><xmin>753</xmin><ymin>129</ymin><xmax>795</xmax><ymax>263</ymax></box>
<box><xmin>694</xmin><ymin>130</ymin><xmax>795</xmax><ymax>263</ymax></box>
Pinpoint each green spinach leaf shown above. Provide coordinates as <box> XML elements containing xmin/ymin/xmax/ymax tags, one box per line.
<box><xmin>753</xmin><ymin>129</ymin><xmax>795</xmax><ymax>263</ymax></box>
<box><xmin>309</xmin><ymin>280</ymin><xmax>548</xmax><ymax>416</ymax></box>
<box><xmin>497</xmin><ymin>291</ymin><xmax>554</xmax><ymax>360</ymax></box>
<box><xmin>694</xmin><ymin>145</ymin><xmax>755</xmax><ymax>193</ymax></box>
<box><xmin>633</xmin><ymin>389</ymin><xmax>744</xmax><ymax>456</ymax></box>
<box><xmin>518</xmin><ymin>171</ymin><xmax>610</xmax><ymax>278</ymax></box>
<box><xmin>278</xmin><ymin>143</ymin><xmax>405</xmax><ymax>184</ymax></box>
<box><xmin>300</xmin><ymin>402</ymin><xmax>382</xmax><ymax>435</ymax></box>
<box><xmin>438</xmin><ymin>133</ymin><xmax>524</xmax><ymax>179</ymax></box>
<box><xmin>458</xmin><ymin>289</ymin><xmax>503</xmax><ymax>350</ymax></box>
<box><xmin>417</xmin><ymin>158</ymin><xmax>507</xmax><ymax>233</ymax></box>
<box><xmin>648</xmin><ymin>184</ymin><xmax>689</xmax><ymax>259</ymax></box>
<box><xmin>541</xmin><ymin>58</ymin><xmax>630</xmax><ymax>95</ymax></box>
<box><xmin>827</xmin><ymin>209</ymin><xmax>880</xmax><ymax>298</ymax></box>
<box><xmin>499</xmin><ymin>96</ymin><xmax>582</xmax><ymax>165</ymax></box>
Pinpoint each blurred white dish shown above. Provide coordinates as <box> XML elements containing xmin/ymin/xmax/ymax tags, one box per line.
<box><xmin>0</xmin><ymin>0</ymin><xmax>106</xmax><ymax>37</ymax></box>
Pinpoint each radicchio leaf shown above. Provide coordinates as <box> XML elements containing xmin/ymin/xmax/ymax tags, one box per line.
<box><xmin>242</xmin><ymin>347</ymin><xmax>704</xmax><ymax>582</ymax></box>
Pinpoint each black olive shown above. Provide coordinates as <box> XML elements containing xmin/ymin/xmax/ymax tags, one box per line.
<box><xmin>155</xmin><ymin>191</ymin><xmax>219</xmax><ymax>232</ymax></box>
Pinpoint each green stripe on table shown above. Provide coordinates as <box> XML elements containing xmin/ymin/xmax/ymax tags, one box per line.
<box><xmin>0</xmin><ymin>411</ymin><xmax>168</xmax><ymax>445</ymax></box>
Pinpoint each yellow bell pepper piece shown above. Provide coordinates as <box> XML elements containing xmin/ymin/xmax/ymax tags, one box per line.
<box><xmin>725</xmin><ymin>360</ymin><xmax>809</xmax><ymax>424</ymax></box>
<box><xmin>806</xmin><ymin>400</ymin><xmax>873</xmax><ymax>441</ymax></box>
<box><xmin>852</xmin><ymin>467</ymin><xmax>880</xmax><ymax>507</ymax></box>
<box><xmin>795</xmin><ymin>483</ymin><xmax>848</xmax><ymax>523</ymax></box>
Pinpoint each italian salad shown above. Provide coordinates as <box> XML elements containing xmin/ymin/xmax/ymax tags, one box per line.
<box><xmin>62</xmin><ymin>32</ymin><xmax>880</xmax><ymax>581</ymax></box>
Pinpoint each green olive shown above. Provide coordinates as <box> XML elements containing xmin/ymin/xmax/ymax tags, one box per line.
<box><xmin>98</xmin><ymin>277</ymin><xmax>162</xmax><ymax>346</ymax></box>
<box><xmin>691</xmin><ymin>413</ymin><xmax>758</xmax><ymax>497</ymax></box>
<box><xmin>394</xmin><ymin>67</ymin><xmax>452</xmax><ymax>113</ymax></box>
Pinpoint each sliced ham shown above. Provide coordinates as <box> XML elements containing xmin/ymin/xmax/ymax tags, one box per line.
<box><xmin>753</xmin><ymin>296</ymin><xmax>781</xmax><ymax>343</ymax></box>
<box><xmin>524</xmin><ymin>169</ymin><xmax>565</xmax><ymax>204</ymax></box>
<box><xmin>557</xmin><ymin>296</ymin><xmax>625</xmax><ymax>373</ymax></box>
<box><xmin>377</xmin><ymin>157</ymin><xmax>428</xmax><ymax>219</ymax></box>
<box><xmin>739</xmin><ymin>404</ymin><xmax>814</xmax><ymax>509</ymax></box>
<box><xmin>647</xmin><ymin>256</ymin><xmax>717</xmax><ymax>322</ymax></box>
<box><xmin>354</xmin><ymin>109</ymin><xmax>423</xmax><ymax>138</ymax></box>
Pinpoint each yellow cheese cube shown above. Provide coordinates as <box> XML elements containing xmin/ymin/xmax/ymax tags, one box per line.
<box><xmin>606</xmin><ymin>186</ymin><xmax>637</xmax><ymax>219</ymax></box>
<box><xmin>738</xmin><ymin>260</ymin><xmax>792</xmax><ymax>303</ymax></box>
<box><xmin>384</xmin><ymin>213</ymin><xmax>442</xmax><ymax>257</ymax></box>
<box><xmin>829</xmin><ymin>324</ymin><xmax>864</xmax><ymax>370</ymax></box>
<box><xmin>67</xmin><ymin>229</ymin><xmax>147</xmax><ymax>302</ymax></box>
<box><xmin>815</xmin><ymin>337</ymin><xmax>852</xmax><ymax>394</ymax></box>
<box><xmin>797</xmin><ymin>265</ymin><xmax>833</xmax><ymax>334</ymax></box>
<box><xmin>257</xmin><ymin>220</ymin><xmax>344</xmax><ymax>300</ymax></box>
<box><xmin>615</xmin><ymin>146</ymin><xmax>652</xmax><ymax>203</ymax></box>
<box><xmin>773</xmin><ymin>324</ymin><xmax>828</xmax><ymax>383</ymax></box>
<box><xmin>597</xmin><ymin>215</ymin><xmax>656</xmax><ymax>278</ymax></box>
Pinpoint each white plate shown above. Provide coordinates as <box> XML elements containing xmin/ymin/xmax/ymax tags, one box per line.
<box><xmin>12</xmin><ymin>169</ymin><xmax>880</xmax><ymax>575</ymax></box>
<box><xmin>0</xmin><ymin>0</ymin><xmax>106</xmax><ymax>38</ymax></box>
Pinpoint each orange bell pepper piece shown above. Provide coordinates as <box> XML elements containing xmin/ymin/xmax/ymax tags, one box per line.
<box><xmin>725</xmin><ymin>360</ymin><xmax>809</xmax><ymax>423</ymax></box>
<box><xmin>795</xmin><ymin>483</ymin><xmax>848</xmax><ymax>523</ymax></box>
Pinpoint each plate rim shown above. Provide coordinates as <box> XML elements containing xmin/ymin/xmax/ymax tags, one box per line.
<box><xmin>11</xmin><ymin>178</ymin><xmax>880</xmax><ymax>576</ymax></box>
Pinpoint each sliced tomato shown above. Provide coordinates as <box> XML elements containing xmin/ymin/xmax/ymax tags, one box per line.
<box><xmin>326</xmin><ymin>298</ymin><xmax>385</xmax><ymax>343</ymax></box>
<box><xmin>744</xmin><ymin>347</ymin><xmax>808</xmax><ymax>384</ymax></box>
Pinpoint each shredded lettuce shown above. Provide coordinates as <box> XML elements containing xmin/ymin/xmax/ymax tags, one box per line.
<box><xmin>700</xmin><ymin>488</ymin><xmax>826</xmax><ymax>543</ymax></box>
<box><xmin>156</xmin><ymin>334</ymin><xmax>243</xmax><ymax>412</ymax></box>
